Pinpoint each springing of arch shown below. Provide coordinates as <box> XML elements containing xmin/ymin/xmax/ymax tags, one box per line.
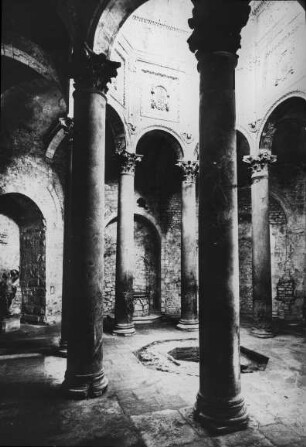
<box><xmin>257</xmin><ymin>92</ymin><xmax>306</xmax><ymax>148</ymax></box>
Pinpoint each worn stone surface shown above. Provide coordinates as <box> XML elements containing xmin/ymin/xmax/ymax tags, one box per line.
<box><xmin>0</xmin><ymin>320</ymin><xmax>305</xmax><ymax>446</ymax></box>
<box><xmin>132</xmin><ymin>409</ymin><xmax>200</xmax><ymax>447</ymax></box>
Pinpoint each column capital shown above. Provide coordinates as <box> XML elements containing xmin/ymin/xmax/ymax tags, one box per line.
<box><xmin>243</xmin><ymin>150</ymin><xmax>277</xmax><ymax>175</ymax></box>
<box><xmin>187</xmin><ymin>1</ymin><xmax>250</xmax><ymax>59</ymax></box>
<box><xmin>176</xmin><ymin>160</ymin><xmax>199</xmax><ymax>183</ymax></box>
<box><xmin>116</xmin><ymin>150</ymin><xmax>143</xmax><ymax>175</ymax></box>
<box><xmin>69</xmin><ymin>43</ymin><xmax>121</xmax><ymax>94</ymax></box>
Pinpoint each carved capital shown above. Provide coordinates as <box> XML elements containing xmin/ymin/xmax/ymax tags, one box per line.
<box><xmin>243</xmin><ymin>150</ymin><xmax>277</xmax><ymax>175</ymax></box>
<box><xmin>69</xmin><ymin>43</ymin><xmax>121</xmax><ymax>93</ymax></box>
<box><xmin>176</xmin><ymin>160</ymin><xmax>199</xmax><ymax>183</ymax></box>
<box><xmin>188</xmin><ymin>1</ymin><xmax>250</xmax><ymax>58</ymax></box>
<box><xmin>117</xmin><ymin>151</ymin><xmax>143</xmax><ymax>175</ymax></box>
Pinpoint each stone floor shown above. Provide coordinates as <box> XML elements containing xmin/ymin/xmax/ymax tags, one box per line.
<box><xmin>0</xmin><ymin>318</ymin><xmax>305</xmax><ymax>446</ymax></box>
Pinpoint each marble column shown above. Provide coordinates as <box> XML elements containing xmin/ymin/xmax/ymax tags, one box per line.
<box><xmin>188</xmin><ymin>1</ymin><xmax>250</xmax><ymax>433</ymax></box>
<box><xmin>59</xmin><ymin>117</ymin><xmax>74</xmax><ymax>355</ymax></box>
<box><xmin>62</xmin><ymin>44</ymin><xmax>120</xmax><ymax>398</ymax></box>
<box><xmin>243</xmin><ymin>148</ymin><xmax>277</xmax><ymax>337</ymax></box>
<box><xmin>113</xmin><ymin>150</ymin><xmax>142</xmax><ymax>336</ymax></box>
<box><xmin>176</xmin><ymin>160</ymin><xmax>199</xmax><ymax>331</ymax></box>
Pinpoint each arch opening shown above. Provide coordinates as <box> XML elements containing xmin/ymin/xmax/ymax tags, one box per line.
<box><xmin>0</xmin><ymin>193</ymin><xmax>46</xmax><ymax>323</ymax></box>
<box><xmin>260</xmin><ymin>97</ymin><xmax>306</xmax><ymax>165</ymax></box>
<box><xmin>104</xmin><ymin>214</ymin><xmax>161</xmax><ymax>318</ymax></box>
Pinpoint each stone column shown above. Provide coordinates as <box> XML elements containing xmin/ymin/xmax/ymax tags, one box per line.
<box><xmin>243</xmin><ymin>146</ymin><xmax>277</xmax><ymax>337</ymax></box>
<box><xmin>59</xmin><ymin>117</ymin><xmax>74</xmax><ymax>354</ymax></box>
<box><xmin>188</xmin><ymin>1</ymin><xmax>250</xmax><ymax>433</ymax></box>
<box><xmin>176</xmin><ymin>160</ymin><xmax>199</xmax><ymax>331</ymax></box>
<box><xmin>113</xmin><ymin>150</ymin><xmax>142</xmax><ymax>336</ymax></box>
<box><xmin>62</xmin><ymin>44</ymin><xmax>120</xmax><ymax>398</ymax></box>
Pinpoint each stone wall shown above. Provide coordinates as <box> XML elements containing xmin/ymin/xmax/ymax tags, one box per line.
<box><xmin>104</xmin><ymin>179</ymin><xmax>182</xmax><ymax>316</ymax></box>
<box><xmin>0</xmin><ymin>157</ymin><xmax>64</xmax><ymax>323</ymax></box>
<box><xmin>20</xmin><ymin>225</ymin><xmax>46</xmax><ymax>323</ymax></box>
<box><xmin>238</xmin><ymin>179</ymin><xmax>305</xmax><ymax>321</ymax></box>
<box><xmin>0</xmin><ymin>214</ymin><xmax>21</xmax><ymax>315</ymax></box>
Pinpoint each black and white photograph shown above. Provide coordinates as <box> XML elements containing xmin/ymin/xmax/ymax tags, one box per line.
<box><xmin>0</xmin><ymin>0</ymin><xmax>305</xmax><ymax>446</ymax></box>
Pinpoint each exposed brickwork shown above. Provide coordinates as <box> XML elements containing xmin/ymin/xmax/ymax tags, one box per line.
<box><xmin>0</xmin><ymin>156</ymin><xmax>64</xmax><ymax>324</ymax></box>
<box><xmin>20</xmin><ymin>226</ymin><xmax>46</xmax><ymax>323</ymax></box>
<box><xmin>238</xmin><ymin>180</ymin><xmax>305</xmax><ymax>321</ymax></box>
<box><xmin>104</xmin><ymin>180</ymin><xmax>182</xmax><ymax>317</ymax></box>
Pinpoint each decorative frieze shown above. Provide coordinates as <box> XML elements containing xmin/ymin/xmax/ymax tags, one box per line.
<box><xmin>117</xmin><ymin>151</ymin><xmax>142</xmax><ymax>175</ymax></box>
<box><xmin>69</xmin><ymin>43</ymin><xmax>121</xmax><ymax>93</ymax></box>
<box><xmin>176</xmin><ymin>160</ymin><xmax>199</xmax><ymax>183</ymax></box>
<box><xmin>243</xmin><ymin>149</ymin><xmax>277</xmax><ymax>174</ymax></box>
<box><xmin>151</xmin><ymin>85</ymin><xmax>170</xmax><ymax>112</ymax></box>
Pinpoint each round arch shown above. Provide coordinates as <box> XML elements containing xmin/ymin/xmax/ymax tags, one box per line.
<box><xmin>135</xmin><ymin>125</ymin><xmax>185</xmax><ymax>158</ymax></box>
<box><xmin>105</xmin><ymin>210</ymin><xmax>162</xmax><ymax>241</ymax></box>
<box><xmin>0</xmin><ymin>192</ymin><xmax>46</xmax><ymax>322</ymax></box>
<box><xmin>0</xmin><ymin>161</ymin><xmax>64</xmax><ymax>324</ymax></box>
<box><xmin>256</xmin><ymin>91</ymin><xmax>306</xmax><ymax>148</ymax></box>
<box><xmin>103</xmin><ymin>211</ymin><xmax>162</xmax><ymax>315</ymax></box>
<box><xmin>92</xmin><ymin>0</ymin><xmax>149</xmax><ymax>55</ymax></box>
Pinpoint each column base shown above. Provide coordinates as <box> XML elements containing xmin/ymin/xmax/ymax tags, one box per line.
<box><xmin>251</xmin><ymin>327</ymin><xmax>274</xmax><ymax>338</ymax></box>
<box><xmin>176</xmin><ymin>319</ymin><xmax>199</xmax><ymax>331</ymax></box>
<box><xmin>113</xmin><ymin>322</ymin><xmax>136</xmax><ymax>336</ymax></box>
<box><xmin>194</xmin><ymin>393</ymin><xmax>249</xmax><ymax>434</ymax></box>
<box><xmin>62</xmin><ymin>369</ymin><xmax>108</xmax><ymax>399</ymax></box>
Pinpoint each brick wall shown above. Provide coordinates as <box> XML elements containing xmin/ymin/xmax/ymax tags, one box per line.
<box><xmin>238</xmin><ymin>175</ymin><xmax>306</xmax><ymax>321</ymax></box>
<box><xmin>104</xmin><ymin>179</ymin><xmax>182</xmax><ymax>316</ymax></box>
<box><xmin>103</xmin><ymin>216</ymin><xmax>161</xmax><ymax>316</ymax></box>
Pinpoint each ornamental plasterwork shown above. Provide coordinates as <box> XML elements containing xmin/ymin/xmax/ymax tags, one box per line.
<box><xmin>243</xmin><ymin>150</ymin><xmax>277</xmax><ymax>174</ymax></box>
<box><xmin>132</xmin><ymin>15</ymin><xmax>188</xmax><ymax>36</ymax></box>
<box><xmin>248</xmin><ymin>119</ymin><xmax>262</xmax><ymax>134</ymax></box>
<box><xmin>181</xmin><ymin>132</ymin><xmax>194</xmax><ymax>144</ymax></box>
<box><xmin>126</xmin><ymin>122</ymin><xmax>137</xmax><ymax>136</ymax></box>
<box><xmin>250</xmin><ymin>1</ymin><xmax>272</xmax><ymax>18</ymax></box>
<box><xmin>150</xmin><ymin>85</ymin><xmax>170</xmax><ymax>112</ymax></box>
<box><xmin>140</xmin><ymin>68</ymin><xmax>179</xmax><ymax>122</ymax></box>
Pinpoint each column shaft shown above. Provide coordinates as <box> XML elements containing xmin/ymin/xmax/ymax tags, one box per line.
<box><xmin>196</xmin><ymin>52</ymin><xmax>248</xmax><ymax>432</ymax></box>
<box><xmin>113</xmin><ymin>170</ymin><xmax>135</xmax><ymax>335</ymax></box>
<box><xmin>63</xmin><ymin>89</ymin><xmax>108</xmax><ymax>398</ymax></box>
<box><xmin>177</xmin><ymin>163</ymin><xmax>198</xmax><ymax>331</ymax></box>
<box><xmin>59</xmin><ymin>142</ymin><xmax>73</xmax><ymax>353</ymax></box>
<box><xmin>252</xmin><ymin>168</ymin><xmax>272</xmax><ymax>335</ymax></box>
<box><xmin>243</xmin><ymin>149</ymin><xmax>276</xmax><ymax>337</ymax></box>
